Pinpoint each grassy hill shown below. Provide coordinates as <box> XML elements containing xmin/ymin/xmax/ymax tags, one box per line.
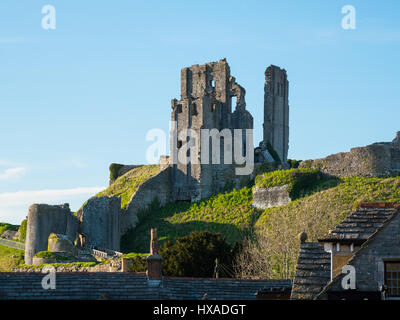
<box><xmin>96</xmin><ymin>164</ymin><xmax>159</xmax><ymax>209</ymax></box>
<box><xmin>121</xmin><ymin>187</ymin><xmax>258</xmax><ymax>253</ymax></box>
<box><xmin>0</xmin><ymin>245</ymin><xmax>24</xmax><ymax>272</ymax></box>
<box><xmin>120</xmin><ymin>169</ymin><xmax>400</xmax><ymax>279</ymax></box>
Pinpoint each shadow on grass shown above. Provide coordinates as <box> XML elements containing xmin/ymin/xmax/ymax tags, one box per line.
<box><xmin>121</xmin><ymin>201</ymin><xmax>250</xmax><ymax>253</ymax></box>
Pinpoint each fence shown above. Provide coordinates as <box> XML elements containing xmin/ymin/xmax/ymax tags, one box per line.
<box><xmin>0</xmin><ymin>238</ymin><xmax>25</xmax><ymax>250</ymax></box>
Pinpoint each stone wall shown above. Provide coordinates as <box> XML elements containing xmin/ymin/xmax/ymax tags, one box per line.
<box><xmin>121</xmin><ymin>166</ymin><xmax>173</xmax><ymax>235</ymax></box>
<box><xmin>170</xmin><ymin>59</ymin><xmax>254</xmax><ymax>202</ymax></box>
<box><xmin>262</xmin><ymin>65</ymin><xmax>289</xmax><ymax>163</ymax></box>
<box><xmin>25</xmin><ymin>204</ymin><xmax>78</xmax><ymax>265</ymax></box>
<box><xmin>252</xmin><ymin>185</ymin><xmax>291</xmax><ymax>209</ymax></box>
<box><xmin>77</xmin><ymin>196</ymin><xmax>121</xmax><ymax>251</ymax></box>
<box><xmin>299</xmin><ymin>139</ymin><xmax>400</xmax><ymax>178</ymax></box>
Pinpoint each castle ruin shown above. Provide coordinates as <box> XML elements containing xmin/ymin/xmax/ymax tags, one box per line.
<box><xmin>170</xmin><ymin>59</ymin><xmax>255</xmax><ymax>201</ymax></box>
<box><xmin>23</xmin><ymin>59</ymin><xmax>290</xmax><ymax>263</ymax></box>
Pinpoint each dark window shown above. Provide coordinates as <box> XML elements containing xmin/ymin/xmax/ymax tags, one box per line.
<box><xmin>192</xmin><ymin>103</ymin><xmax>198</xmax><ymax>116</ymax></box>
<box><xmin>385</xmin><ymin>262</ymin><xmax>400</xmax><ymax>297</ymax></box>
<box><xmin>177</xmin><ymin>140</ymin><xmax>182</xmax><ymax>149</ymax></box>
<box><xmin>177</xmin><ymin>104</ymin><xmax>182</xmax><ymax>113</ymax></box>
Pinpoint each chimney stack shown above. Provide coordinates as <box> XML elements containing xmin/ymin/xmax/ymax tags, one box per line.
<box><xmin>146</xmin><ymin>228</ymin><xmax>162</xmax><ymax>286</ymax></box>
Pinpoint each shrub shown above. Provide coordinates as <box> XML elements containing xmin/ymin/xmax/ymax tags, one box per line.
<box><xmin>159</xmin><ymin>231</ymin><xmax>235</xmax><ymax>278</ymax></box>
<box><xmin>109</xmin><ymin>163</ymin><xmax>124</xmax><ymax>182</ymax></box>
<box><xmin>0</xmin><ymin>223</ymin><xmax>19</xmax><ymax>235</ymax></box>
<box><xmin>121</xmin><ymin>253</ymin><xmax>148</xmax><ymax>272</ymax></box>
<box><xmin>18</xmin><ymin>219</ymin><xmax>27</xmax><ymax>242</ymax></box>
<box><xmin>287</xmin><ymin>159</ymin><xmax>302</xmax><ymax>169</ymax></box>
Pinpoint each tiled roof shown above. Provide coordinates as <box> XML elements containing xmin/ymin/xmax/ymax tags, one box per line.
<box><xmin>0</xmin><ymin>272</ymin><xmax>289</xmax><ymax>300</ymax></box>
<box><xmin>162</xmin><ymin>277</ymin><xmax>292</xmax><ymax>300</ymax></box>
<box><xmin>319</xmin><ymin>207</ymin><xmax>397</xmax><ymax>243</ymax></box>
<box><xmin>290</xmin><ymin>242</ymin><xmax>331</xmax><ymax>300</ymax></box>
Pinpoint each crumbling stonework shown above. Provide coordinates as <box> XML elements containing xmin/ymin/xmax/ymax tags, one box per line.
<box><xmin>299</xmin><ymin>136</ymin><xmax>400</xmax><ymax>177</ymax></box>
<box><xmin>252</xmin><ymin>185</ymin><xmax>291</xmax><ymax>209</ymax></box>
<box><xmin>170</xmin><ymin>59</ymin><xmax>254</xmax><ymax>201</ymax></box>
<box><xmin>48</xmin><ymin>233</ymin><xmax>77</xmax><ymax>255</ymax></box>
<box><xmin>24</xmin><ymin>203</ymin><xmax>78</xmax><ymax>265</ymax></box>
<box><xmin>77</xmin><ymin>196</ymin><xmax>121</xmax><ymax>251</ymax></box>
<box><xmin>121</xmin><ymin>166</ymin><xmax>173</xmax><ymax>234</ymax></box>
<box><xmin>261</xmin><ymin>65</ymin><xmax>289</xmax><ymax>163</ymax></box>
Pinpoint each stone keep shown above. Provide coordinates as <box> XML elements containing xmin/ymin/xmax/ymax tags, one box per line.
<box><xmin>24</xmin><ymin>203</ymin><xmax>78</xmax><ymax>265</ymax></box>
<box><xmin>170</xmin><ymin>59</ymin><xmax>253</xmax><ymax>201</ymax></box>
<box><xmin>262</xmin><ymin>65</ymin><xmax>289</xmax><ymax>162</ymax></box>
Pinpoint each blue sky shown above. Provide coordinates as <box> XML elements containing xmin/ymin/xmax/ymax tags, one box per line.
<box><xmin>0</xmin><ymin>0</ymin><xmax>399</xmax><ymax>224</ymax></box>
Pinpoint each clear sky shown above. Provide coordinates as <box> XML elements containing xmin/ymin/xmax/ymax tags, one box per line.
<box><xmin>0</xmin><ymin>0</ymin><xmax>399</xmax><ymax>224</ymax></box>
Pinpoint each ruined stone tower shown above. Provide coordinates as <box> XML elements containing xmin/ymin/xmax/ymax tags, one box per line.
<box><xmin>170</xmin><ymin>59</ymin><xmax>253</xmax><ymax>201</ymax></box>
<box><xmin>262</xmin><ymin>65</ymin><xmax>289</xmax><ymax>162</ymax></box>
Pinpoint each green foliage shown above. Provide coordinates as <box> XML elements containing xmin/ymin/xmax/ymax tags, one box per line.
<box><xmin>246</xmin><ymin>176</ymin><xmax>400</xmax><ymax>279</ymax></box>
<box><xmin>266</xmin><ymin>141</ymin><xmax>281</xmax><ymax>163</ymax></box>
<box><xmin>287</xmin><ymin>159</ymin><xmax>302</xmax><ymax>169</ymax></box>
<box><xmin>18</xmin><ymin>219</ymin><xmax>27</xmax><ymax>242</ymax></box>
<box><xmin>121</xmin><ymin>253</ymin><xmax>148</xmax><ymax>272</ymax></box>
<box><xmin>254</xmin><ymin>168</ymin><xmax>325</xmax><ymax>199</ymax></box>
<box><xmin>109</xmin><ymin>163</ymin><xmax>124</xmax><ymax>182</ymax></box>
<box><xmin>18</xmin><ymin>261</ymin><xmax>98</xmax><ymax>270</ymax></box>
<box><xmin>34</xmin><ymin>251</ymin><xmax>73</xmax><ymax>261</ymax></box>
<box><xmin>97</xmin><ymin>165</ymin><xmax>160</xmax><ymax>209</ymax></box>
<box><xmin>121</xmin><ymin>187</ymin><xmax>259</xmax><ymax>253</ymax></box>
<box><xmin>0</xmin><ymin>223</ymin><xmax>19</xmax><ymax>235</ymax></box>
<box><xmin>0</xmin><ymin>244</ymin><xmax>24</xmax><ymax>272</ymax></box>
<box><xmin>159</xmin><ymin>231</ymin><xmax>235</xmax><ymax>278</ymax></box>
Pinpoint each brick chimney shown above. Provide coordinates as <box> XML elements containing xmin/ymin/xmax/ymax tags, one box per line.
<box><xmin>146</xmin><ymin>228</ymin><xmax>162</xmax><ymax>286</ymax></box>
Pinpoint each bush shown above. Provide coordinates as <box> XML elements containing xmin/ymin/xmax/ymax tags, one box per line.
<box><xmin>287</xmin><ymin>159</ymin><xmax>302</xmax><ymax>169</ymax></box>
<box><xmin>121</xmin><ymin>253</ymin><xmax>148</xmax><ymax>272</ymax></box>
<box><xmin>18</xmin><ymin>219</ymin><xmax>27</xmax><ymax>242</ymax></box>
<box><xmin>109</xmin><ymin>163</ymin><xmax>124</xmax><ymax>182</ymax></box>
<box><xmin>159</xmin><ymin>231</ymin><xmax>236</xmax><ymax>278</ymax></box>
<box><xmin>0</xmin><ymin>223</ymin><xmax>19</xmax><ymax>235</ymax></box>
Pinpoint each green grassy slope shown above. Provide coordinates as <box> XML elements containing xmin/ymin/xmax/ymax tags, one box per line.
<box><xmin>121</xmin><ymin>169</ymin><xmax>400</xmax><ymax>279</ymax></box>
<box><xmin>121</xmin><ymin>187</ymin><xmax>259</xmax><ymax>253</ymax></box>
<box><xmin>249</xmin><ymin>176</ymin><xmax>400</xmax><ymax>279</ymax></box>
<box><xmin>0</xmin><ymin>245</ymin><xmax>24</xmax><ymax>272</ymax></box>
<box><xmin>96</xmin><ymin>164</ymin><xmax>160</xmax><ymax>209</ymax></box>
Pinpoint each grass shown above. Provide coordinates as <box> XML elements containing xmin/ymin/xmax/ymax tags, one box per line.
<box><xmin>120</xmin><ymin>169</ymin><xmax>400</xmax><ymax>279</ymax></box>
<box><xmin>0</xmin><ymin>244</ymin><xmax>24</xmax><ymax>272</ymax></box>
<box><xmin>121</xmin><ymin>187</ymin><xmax>260</xmax><ymax>253</ymax></box>
<box><xmin>254</xmin><ymin>168</ymin><xmax>328</xmax><ymax>199</ymax></box>
<box><xmin>248</xmin><ymin>176</ymin><xmax>400</xmax><ymax>279</ymax></box>
<box><xmin>16</xmin><ymin>261</ymin><xmax>99</xmax><ymax>271</ymax></box>
<box><xmin>0</xmin><ymin>222</ymin><xmax>19</xmax><ymax>235</ymax></box>
<box><xmin>96</xmin><ymin>164</ymin><xmax>160</xmax><ymax>209</ymax></box>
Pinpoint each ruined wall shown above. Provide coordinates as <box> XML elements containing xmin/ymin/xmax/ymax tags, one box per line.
<box><xmin>262</xmin><ymin>65</ymin><xmax>289</xmax><ymax>163</ymax></box>
<box><xmin>252</xmin><ymin>185</ymin><xmax>291</xmax><ymax>209</ymax></box>
<box><xmin>121</xmin><ymin>166</ymin><xmax>173</xmax><ymax>235</ymax></box>
<box><xmin>25</xmin><ymin>203</ymin><xmax>78</xmax><ymax>265</ymax></box>
<box><xmin>77</xmin><ymin>196</ymin><xmax>121</xmax><ymax>251</ymax></box>
<box><xmin>299</xmin><ymin>139</ymin><xmax>400</xmax><ymax>178</ymax></box>
<box><xmin>170</xmin><ymin>59</ymin><xmax>253</xmax><ymax>202</ymax></box>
